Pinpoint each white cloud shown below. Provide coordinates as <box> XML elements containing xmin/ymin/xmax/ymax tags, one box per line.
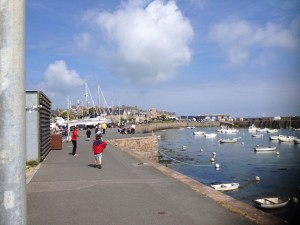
<box><xmin>82</xmin><ymin>0</ymin><xmax>193</xmax><ymax>84</ymax></box>
<box><xmin>209</xmin><ymin>17</ymin><xmax>300</xmax><ymax>65</ymax></box>
<box><xmin>75</xmin><ymin>33</ymin><xmax>92</xmax><ymax>50</ymax></box>
<box><xmin>39</xmin><ymin>60</ymin><xmax>85</xmax><ymax>98</ymax></box>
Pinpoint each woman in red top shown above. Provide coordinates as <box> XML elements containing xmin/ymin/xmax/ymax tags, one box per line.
<box><xmin>71</xmin><ymin>126</ymin><xmax>79</xmax><ymax>156</ymax></box>
<box><xmin>93</xmin><ymin>134</ymin><xmax>107</xmax><ymax>169</ymax></box>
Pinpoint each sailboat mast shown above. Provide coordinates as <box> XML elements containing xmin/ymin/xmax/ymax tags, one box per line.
<box><xmin>85</xmin><ymin>83</ymin><xmax>89</xmax><ymax>117</ymax></box>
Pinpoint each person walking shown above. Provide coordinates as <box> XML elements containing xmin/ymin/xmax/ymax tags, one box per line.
<box><xmin>131</xmin><ymin>123</ymin><xmax>136</xmax><ymax>134</ymax></box>
<box><xmin>71</xmin><ymin>126</ymin><xmax>79</xmax><ymax>156</ymax></box>
<box><xmin>86</xmin><ymin>128</ymin><xmax>91</xmax><ymax>141</ymax></box>
<box><xmin>101</xmin><ymin>123</ymin><xmax>107</xmax><ymax>134</ymax></box>
<box><xmin>92</xmin><ymin>134</ymin><xmax>107</xmax><ymax>169</ymax></box>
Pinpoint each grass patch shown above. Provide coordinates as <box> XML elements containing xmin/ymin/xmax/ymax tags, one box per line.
<box><xmin>26</xmin><ymin>160</ymin><xmax>40</xmax><ymax>168</ymax></box>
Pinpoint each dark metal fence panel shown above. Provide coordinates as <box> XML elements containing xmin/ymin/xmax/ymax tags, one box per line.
<box><xmin>38</xmin><ymin>92</ymin><xmax>52</xmax><ymax>161</ymax></box>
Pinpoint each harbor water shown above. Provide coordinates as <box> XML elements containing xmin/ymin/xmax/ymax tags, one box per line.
<box><xmin>157</xmin><ymin>127</ymin><xmax>300</xmax><ymax>224</ymax></box>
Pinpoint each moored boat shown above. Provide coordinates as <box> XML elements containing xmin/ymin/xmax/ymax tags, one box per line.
<box><xmin>218</xmin><ymin>138</ymin><xmax>238</xmax><ymax>143</ymax></box>
<box><xmin>269</xmin><ymin>135</ymin><xmax>285</xmax><ymax>141</ymax></box>
<box><xmin>253</xmin><ymin>196</ymin><xmax>289</xmax><ymax>209</ymax></box>
<box><xmin>248</xmin><ymin>124</ymin><xmax>257</xmax><ymax>132</ymax></box>
<box><xmin>256</xmin><ymin>128</ymin><xmax>269</xmax><ymax>132</ymax></box>
<box><xmin>225</xmin><ymin>129</ymin><xmax>239</xmax><ymax>134</ymax></box>
<box><xmin>193</xmin><ymin>131</ymin><xmax>205</xmax><ymax>135</ymax></box>
<box><xmin>294</xmin><ymin>139</ymin><xmax>300</xmax><ymax>144</ymax></box>
<box><xmin>254</xmin><ymin>146</ymin><xmax>276</xmax><ymax>152</ymax></box>
<box><xmin>204</xmin><ymin>133</ymin><xmax>217</xmax><ymax>138</ymax></box>
<box><xmin>279</xmin><ymin>136</ymin><xmax>296</xmax><ymax>142</ymax></box>
<box><xmin>211</xmin><ymin>183</ymin><xmax>239</xmax><ymax>191</ymax></box>
<box><xmin>267</xmin><ymin>129</ymin><xmax>279</xmax><ymax>133</ymax></box>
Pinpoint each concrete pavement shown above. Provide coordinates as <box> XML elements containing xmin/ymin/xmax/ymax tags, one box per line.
<box><xmin>26</xmin><ymin>129</ymin><xmax>284</xmax><ymax>225</ymax></box>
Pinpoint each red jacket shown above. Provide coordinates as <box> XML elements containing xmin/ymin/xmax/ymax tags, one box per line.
<box><xmin>93</xmin><ymin>140</ymin><xmax>107</xmax><ymax>154</ymax></box>
<box><xmin>71</xmin><ymin>129</ymin><xmax>79</xmax><ymax>141</ymax></box>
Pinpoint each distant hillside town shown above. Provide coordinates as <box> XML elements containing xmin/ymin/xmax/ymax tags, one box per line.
<box><xmin>51</xmin><ymin>104</ymin><xmax>297</xmax><ymax>125</ymax></box>
<box><xmin>51</xmin><ymin>105</ymin><xmax>178</xmax><ymax>123</ymax></box>
<box><xmin>51</xmin><ymin>104</ymin><xmax>235</xmax><ymax>124</ymax></box>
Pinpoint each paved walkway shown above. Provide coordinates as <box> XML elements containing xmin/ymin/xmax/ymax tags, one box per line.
<box><xmin>27</xmin><ymin>129</ymin><xmax>284</xmax><ymax>225</ymax></box>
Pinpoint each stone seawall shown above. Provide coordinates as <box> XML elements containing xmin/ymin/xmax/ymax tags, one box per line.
<box><xmin>108</xmin><ymin>135</ymin><xmax>158</xmax><ymax>161</ymax></box>
<box><xmin>136</xmin><ymin>121</ymin><xmax>220</xmax><ymax>133</ymax></box>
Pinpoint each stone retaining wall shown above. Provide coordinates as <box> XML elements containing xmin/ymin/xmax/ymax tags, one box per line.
<box><xmin>108</xmin><ymin>136</ymin><xmax>158</xmax><ymax>161</ymax></box>
<box><xmin>136</xmin><ymin>121</ymin><xmax>220</xmax><ymax>133</ymax></box>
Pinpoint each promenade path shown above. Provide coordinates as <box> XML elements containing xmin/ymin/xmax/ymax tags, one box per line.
<box><xmin>26</xmin><ymin>128</ymin><xmax>283</xmax><ymax>225</ymax></box>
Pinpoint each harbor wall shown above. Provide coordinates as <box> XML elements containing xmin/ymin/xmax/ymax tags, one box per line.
<box><xmin>135</xmin><ymin>121</ymin><xmax>220</xmax><ymax>133</ymax></box>
<box><xmin>108</xmin><ymin>136</ymin><xmax>158</xmax><ymax>161</ymax></box>
<box><xmin>233</xmin><ymin>117</ymin><xmax>300</xmax><ymax>129</ymax></box>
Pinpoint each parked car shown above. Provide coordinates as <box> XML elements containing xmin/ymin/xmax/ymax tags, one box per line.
<box><xmin>58</xmin><ymin>125</ymin><xmax>68</xmax><ymax>136</ymax></box>
<box><xmin>77</xmin><ymin>124</ymin><xmax>87</xmax><ymax>130</ymax></box>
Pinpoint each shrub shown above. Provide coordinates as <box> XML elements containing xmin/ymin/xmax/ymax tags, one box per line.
<box><xmin>26</xmin><ymin>160</ymin><xmax>39</xmax><ymax>168</ymax></box>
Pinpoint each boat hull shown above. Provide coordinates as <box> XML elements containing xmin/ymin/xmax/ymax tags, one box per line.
<box><xmin>219</xmin><ymin>139</ymin><xmax>237</xmax><ymax>143</ymax></box>
<box><xmin>253</xmin><ymin>197</ymin><xmax>289</xmax><ymax>209</ymax></box>
<box><xmin>211</xmin><ymin>183</ymin><xmax>239</xmax><ymax>191</ymax></box>
<box><xmin>254</xmin><ymin>147</ymin><xmax>276</xmax><ymax>151</ymax></box>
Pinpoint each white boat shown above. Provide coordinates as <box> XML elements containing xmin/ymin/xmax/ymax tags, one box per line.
<box><xmin>253</xmin><ymin>197</ymin><xmax>289</xmax><ymax>209</ymax></box>
<box><xmin>294</xmin><ymin>139</ymin><xmax>300</xmax><ymax>144</ymax></box>
<box><xmin>225</xmin><ymin>129</ymin><xmax>239</xmax><ymax>134</ymax></box>
<box><xmin>211</xmin><ymin>183</ymin><xmax>239</xmax><ymax>191</ymax></box>
<box><xmin>219</xmin><ymin>138</ymin><xmax>238</xmax><ymax>143</ymax></box>
<box><xmin>217</xmin><ymin>128</ymin><xmax>226</xmax><ymax>133</ymax></box>
<box><xmin>252</xmin><ymin>134</ymin><xmax>263</xmax><ymax>138</ymax></box>
<box><xmin>256</xmin><ymin>128</ymin><xmax>269</xmax><ymax>132</ymax></box>
<box><xmin>279</xmin><ymin>136</ymin><xmax>296</xmax><ymax>142</ymax></box>
<box><xmin>187</xmin><ymin>126</ymin><xmax>195</xmax><ymax>129</ymax></box>
<box><xmin>205</xmin><ymin>133</ymin><xmax>217</xmax><ymax>138</ymax></box>
<box><xmin>267</xmin><ymin>129</ymin><xmax>279</xmax><ymax>133</ymax></box>
<box><xmin>269</xmin><ymin>135</ymin><xmax>286</xmax><ymax>141</ymax></box>
<box><xmin>254</xmin><ymin>146</ymin><xmax>276</xmax><ymax>152</ymax></box>
<box><xmin>248</xmin><ymin>124</ymin><xmax>257</xmax><ymax>132</ymax></box>
<box><xmin>193</xmin><ymin>131</ymin><xmax>205</xmax><ymax>135</ymax></box>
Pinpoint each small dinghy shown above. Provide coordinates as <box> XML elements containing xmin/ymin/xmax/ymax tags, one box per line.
<box><xmin>218</xmin><ymin>138</ymin><xmax>238</xmax><ymax>143</ymax></box>
<box><xmin>193</xmin><ymin>131</ymin><xmax>205</xmax><ymax>135</ymax></box>
<box><xmin>254</xmin><ymin>146</ymin><xmax>276</xmax><ymax>152</ymax></box>
<box><xmin>211</xmin><ymin>183</ymin><xmax>239</xmax><ymax>191</ymax></box>
<box><xmin>205</xmin><ymin>133</ymin><xmax>217</xmax><ymax>138</ymax></box>
<box><xmin>253</xmin><ymin>196</ymin><xmax>289</xmax><ymax>209</ymax></box>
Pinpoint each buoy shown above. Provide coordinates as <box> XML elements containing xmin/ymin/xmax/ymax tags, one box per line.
<box><xmin>255</xmin><ymin>176</ymin><xmax>260</xmax><ymax>181</ymax></box>
<box><xmin>210</xmin><ymin>157</ymin><xmax>215</xmax><ymax>162</ymax></box>
<box><xmin>200</xmin><ymin>149</ymin><xmax>203</xmax><ymax>152</ymax></box>
<box><xmin>292</xmin><ymin>197</ymin><xmax>298</xmax><ymax>204</ymax></box>
<box><xmin>212</xmin><ymin>152</ymin><xmax>216</xmax><ymax>156</ymax></box>
<box><xmin>215</xmin><ymin>163</ymin><xmax>220</xmax><ymax>168</ymax></box>
<box><xmin>241</xmin><ymin>142</ymin><xmax>244</xmax><ymax>145</ymax></box>
<box><xmin>276</xmin><ymin>152</ymin><xmax>280</xmax><ymax>155</ymax></box>
<box><xmin>182</xmin><ymin>146</ymin><xmax>187</xmax><ymax>150</ymax></box>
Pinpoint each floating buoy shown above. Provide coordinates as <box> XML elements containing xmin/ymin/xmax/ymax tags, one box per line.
<box><xmin>241</xmin><ymin>142</ymin><xmax>244</xmax><ymax>145</ymax></box>
<box><xmin>215</xmin><ymin>163</ymin><xmax>220</xmax><ymax>168</ymax></box>
<box><xmin>200</xmin><ymin>149</ymin><xmax>203</xmax><ymax>152</ymax></box>
<box><xmin>292</xmin><ymin>197</ymin><xmax>298</xmax><ymax>204</ymax></box>
<box><xmin>210</xmin><ymin>157</ymin><xmax>215</xmax><ymax>162</ymax></box>
<box><xmin>182</xmin><ymin>146</ymin><xmax>187</xmax><ymax>150</ymax></box>
<box><xmin>255</xmin><ymin>176</ymin><xmax>260</xmax><ymax>181</ymax></box>
<box><xmin>276</xmin><ymin>152</ymin><xmax>280</xmax><ymax>155</ymax></box>
<box><xmin>212</xmin><ymin>152</ymin><xmax>216</xmax><ymax>156</ymax></box>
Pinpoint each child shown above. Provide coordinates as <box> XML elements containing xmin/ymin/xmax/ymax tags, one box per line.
<box><xmin>92</xmin><ymin>134</ymin><xmax>107</xmax><ymax>169</ymax></box>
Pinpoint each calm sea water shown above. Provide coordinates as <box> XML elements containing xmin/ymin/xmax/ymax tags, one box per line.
<box><xmin>156</xmin><ymin>127</ymin><xmax>300</xmax><ymax>224</ymax></box>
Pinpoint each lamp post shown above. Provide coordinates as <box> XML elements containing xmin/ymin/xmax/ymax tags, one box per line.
<box><xmin>0</xmin><ymin>1</ymin><xmax>26</xmax><ymax>224</ymax></box>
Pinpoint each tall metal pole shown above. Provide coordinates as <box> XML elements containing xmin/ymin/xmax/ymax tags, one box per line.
<box><xmin>0</xmin><ymin>0</ymin><xmax>26</xmax><ymax>224</ymax></box>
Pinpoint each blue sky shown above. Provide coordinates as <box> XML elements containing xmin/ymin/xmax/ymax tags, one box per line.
<box><xmin>26</xmin><ymin>0</ymin><xmax>300</xmax><ymax>117</ymax></box>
